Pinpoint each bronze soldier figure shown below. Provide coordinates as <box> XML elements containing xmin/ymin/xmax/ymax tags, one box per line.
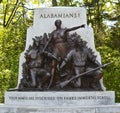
<box><xmin>59</xmin><ymin>38</ymin><xmax>103</xmax><ymax>90</ymax></box>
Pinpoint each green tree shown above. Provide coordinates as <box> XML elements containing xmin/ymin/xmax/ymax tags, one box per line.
<box><xmin>0</xmin><ymin>0</ymin><xmax>31</xmax><ymax>102</ymax></box>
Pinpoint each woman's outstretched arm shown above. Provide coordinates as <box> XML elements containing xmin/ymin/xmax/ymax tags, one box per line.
<box><xmin>65</xmin><ymin>24</ymin><xmax>85</xmax><ymax>32</ymax></box>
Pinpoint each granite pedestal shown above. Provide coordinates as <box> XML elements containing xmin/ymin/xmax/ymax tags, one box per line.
<box><xmin>0</xmin><ymin>91</ymin><xmax>120</xmax><ymax>113</ymax></box>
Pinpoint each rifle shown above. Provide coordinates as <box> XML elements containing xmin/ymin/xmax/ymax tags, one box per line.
<box><xmin>58</xmin><ymin>61</ymin><xmax>113</xmax><ymax>88</ymax></box>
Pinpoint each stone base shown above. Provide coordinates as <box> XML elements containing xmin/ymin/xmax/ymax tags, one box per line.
<box><xmin>1</xmin><ymin>91</ymin><xmax>120</xmax><ymax>113</ymax></box>
<box><xmin>5</xmin><ymin>91</ymin><xmax>115</xmax><ymax>107</ymax></box>
<box><xmin>0</xmin><ymin>104</ymin><xmax>120</xmax><ymax>113</ymax></box>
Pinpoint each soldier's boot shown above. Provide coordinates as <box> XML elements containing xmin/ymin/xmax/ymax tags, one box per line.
<box><xmin>76</xmin><ymin>78</ymin><xmax>81</xmax><ymax>87</ymax></box>
<box><xmin>91</xmin><ymin>73</ymin><xmax>103</xmax><ymax>90</ymax></box>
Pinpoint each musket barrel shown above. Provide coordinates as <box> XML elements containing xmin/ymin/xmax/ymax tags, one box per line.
<box><xmin>59</xmin><ymin>62</ymin><xmax>113</xmax><ymax>88</ymax></box>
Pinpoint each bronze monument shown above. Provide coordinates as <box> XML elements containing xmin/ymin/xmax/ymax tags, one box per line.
<box><xmin>18</xmin><ymin>19</ymin><xmax>111</xmax><ymax>91</ymax></box>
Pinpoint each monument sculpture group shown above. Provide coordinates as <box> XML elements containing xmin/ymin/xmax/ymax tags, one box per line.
<box><xmin>19</xmin><ymin>19</ymin><xmax>104</xmax><ymax>91</ymax></box>
<box><xmin>0</xmin><ymin>7</ymin><xmax>120</xmax><ymax>113</ymax></box>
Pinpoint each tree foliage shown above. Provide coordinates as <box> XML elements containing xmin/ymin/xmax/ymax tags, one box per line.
<box><xmin>0</xmin><ymin>0</ymin><xmax>120</xmax><ymax>102</ymax></box>
<box><xmin>0</xmin><ymin>0</ymin><xmax>29</xmax><ymax>102</ymax></box>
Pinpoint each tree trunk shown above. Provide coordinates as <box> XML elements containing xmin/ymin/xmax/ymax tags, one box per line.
<box><xmin>5</xmin><ymin>0</ymin><xmax>19</xmax><ymax>27</ymax></box>
<box><xmin>52</xmin><ymin>0</ymin><xmax>57</xmax><ymax>6</ymax></box>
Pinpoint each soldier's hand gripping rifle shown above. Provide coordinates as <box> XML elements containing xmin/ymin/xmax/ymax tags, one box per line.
<box><xmin>58</xmin><ymin>62</ymin><xmax>113</xmax><ymax>88</ymax></box>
